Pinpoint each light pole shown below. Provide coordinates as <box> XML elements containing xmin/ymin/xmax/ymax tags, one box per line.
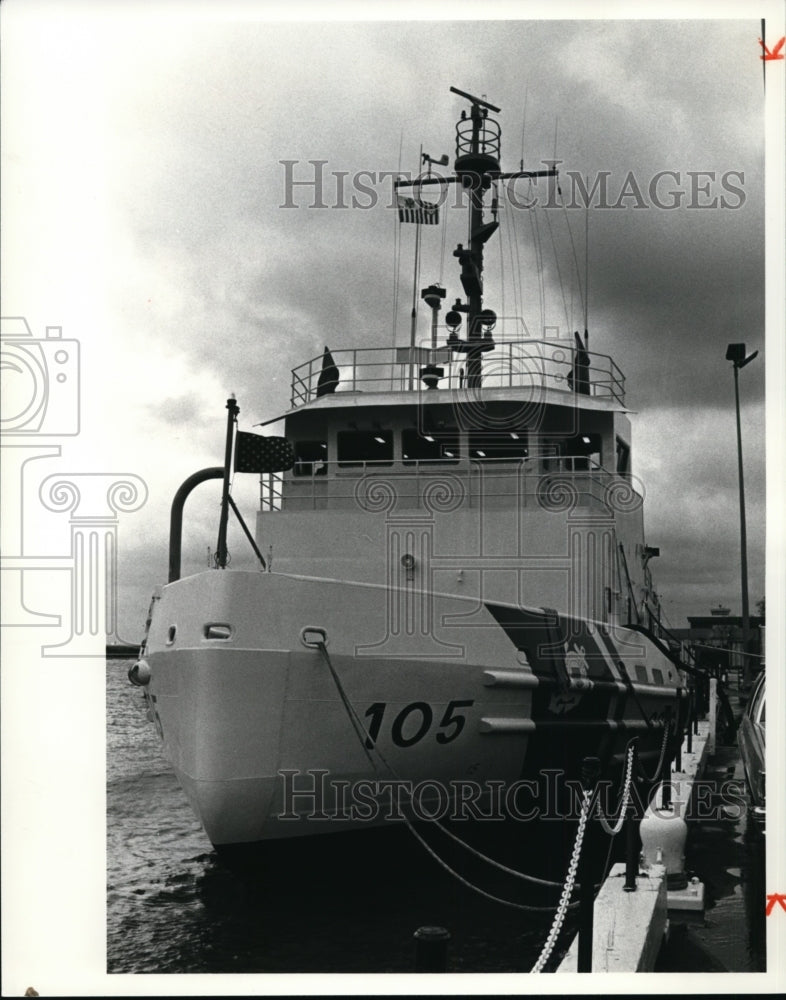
<box><xmin>725</xmin><ymin>343</ymin><xmax>758</xmax><ymax>687</ymax></box>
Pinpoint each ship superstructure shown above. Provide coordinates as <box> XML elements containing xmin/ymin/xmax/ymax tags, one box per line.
<box><xmin>132</xmin><ymin>88</ymin><xmax>686</xmax><ymax>849</ymax></box>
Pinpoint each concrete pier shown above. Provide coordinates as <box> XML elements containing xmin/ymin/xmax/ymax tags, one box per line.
<box><xmin>558</xmin><ymin>716</ymin><xmax>713</xmax><ymax>972</ymax></box>
<box><xmin>557</xmin><ymin>862</ymin><xmax>667</xmax><ymax>972</ymax></box>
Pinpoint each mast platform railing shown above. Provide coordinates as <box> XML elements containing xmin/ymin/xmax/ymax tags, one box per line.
<box><xmin>290</xmin><ymin>339</ymin><xmax>625</xmax><ymax>408</ymax></box>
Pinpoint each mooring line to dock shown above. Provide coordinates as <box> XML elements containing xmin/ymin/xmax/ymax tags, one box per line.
<box><xmin>310</xmin><ymin>635</ymin><xmax>380</xmax><ymax>773</ymax></box>
<box><xmin>312</xmin><ymin>637</ymin><xmax>583</xmax><ymax>909</ymax></box>
<box><xmin>309</xmin><ymin>633</ymin><xmax>662</xmax><ymax>968</ymax></box>
<box><xmin>598</xmin><ymin>744</ymin><xmax>635</xmax><ymax>837</ymax></box>
<box><xmin>634</xmin><ymin>716</ymin><xmax>672</xmax><ymax>783</ymax></box>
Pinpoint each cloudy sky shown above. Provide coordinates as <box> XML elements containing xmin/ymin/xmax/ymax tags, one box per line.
<box><xmin>2</xmin><ymin>2</ymin><xmax>776</xmax><ymax>643</ymax></box>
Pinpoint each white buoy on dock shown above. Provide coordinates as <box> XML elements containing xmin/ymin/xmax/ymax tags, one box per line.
<box><xmin>639</xmin><ymin>720</ymin><xmax>711</xmax><ymax>917</ymax></box>
<box><xmin>640</xmin><ymin>806</ymin><xmax>688</xmax><ymax>890</ymax></box>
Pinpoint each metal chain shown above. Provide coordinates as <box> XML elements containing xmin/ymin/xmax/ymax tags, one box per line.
<box><xmin>138</xmin><ymin>592</ymin><xmax>159</xmax><ymax>657</ymax></box>
<box><xmin>530</xmin><ymin>789</ymin><xmax>591</xmax><ymax>973</ymax></box>
<box><xmin>598</xmin><ymin>743</ymin><xmax>635</xmax><ymax>836</ymax></box>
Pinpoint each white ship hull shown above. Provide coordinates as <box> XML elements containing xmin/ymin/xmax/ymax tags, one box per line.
<box><xmin>141</xmin><ymin>569</ymin><xmax>685</xmax><ymax>847</ymax></box>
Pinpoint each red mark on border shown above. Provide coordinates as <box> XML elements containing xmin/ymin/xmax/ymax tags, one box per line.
<box><xmin>759</xmin><ymin>37</ymin><xmax>785</xmax><ymax>60</ymax></box>
<box><xmin>766</xmin><ymin>893</ymin><xmax>786</xmax><ymax>915</ymax></box>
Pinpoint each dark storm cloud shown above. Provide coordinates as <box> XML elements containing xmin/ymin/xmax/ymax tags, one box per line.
<box><xmin>115</xmin><ymin>18</ymin><xmax>764</xmax><ymax>417</ymax></box>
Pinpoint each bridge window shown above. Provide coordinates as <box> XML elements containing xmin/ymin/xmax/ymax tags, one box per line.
<box><xmin>402</xmin><ymin>428</ymin><xmax>460</xmax><ymax>464</ymax></box>
<box><xmin>542</xmin><ymin>434</ymin><xmax>601</xmax><ymax>471</ymax></box>
<box><xmin>337</xmin><ymin>429</ymin><xmax>393</xmax><ymax>467</ymax></box>
<box><xmin>468</xmin><ymin>429</ymin><xmax>529</xmax><ymax>461</ymax></box>
<box><xmin>293</xmin><ymin>440</ymin><xmax>328</xmax><ymax>477</ymax></box>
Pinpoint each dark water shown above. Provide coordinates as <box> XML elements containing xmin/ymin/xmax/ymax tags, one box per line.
<box><xmin>107</xmin><ymin>660</ymin><xmax>562</xmax><ymax>974</ymax></box>
<box><xmin>107</xmin><ymin>661</ymin><xmax>765</xmax><ymax>975</ymax></box>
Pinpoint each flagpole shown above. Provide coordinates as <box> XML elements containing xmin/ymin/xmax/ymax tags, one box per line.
<box><xmin>393</xmin><ymin>128</ymin><xmax>404</xmax><ymax>344</ymax></box>
<box><xmin>216</xmin><ymin>394</ymin><xmax>238</xmax><ymax>569</ymax></box>
<box><xmin>409</xmin><ymin>144</ymin><xmax>423</xmax><ymax>389</ymax></box>
<box><xmin>409</xmin><ymin>218</ymin><xmax>421</xmax><ymax>350</ymax></box>
<box><xmin>584</xmin><ymin>182</ymin><xmax>589</xmax><ymax>342</ymax></box>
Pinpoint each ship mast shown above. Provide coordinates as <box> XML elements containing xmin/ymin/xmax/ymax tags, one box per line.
<box><xmin>396</xmin><ymin>87</ymin><xmax>558</xmax><ymax>389</ymax></box>
<box><xmin>448</xmin><ymin>87</ymin><xmax>501</xmax><ymax>388</ymax></box>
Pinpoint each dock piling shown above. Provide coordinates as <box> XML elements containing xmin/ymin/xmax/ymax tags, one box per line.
<box><xmin>675</xmin><ymin>724</ymin><xmax>682</xmax><ymax>773</ymax></box>
<box><xmin>708</xmin><ymin>677</ymin><xmax>717</xmax><ymax>754</ymax></box>
<box><xmin>413</xmin><ymin>926</ymin><xmax>450</xmax><ymax>972</ymax></box>
<box><xmin>623</xmin><ymin>798</ymin><xmax>638</xmax><ymax>892</ymax></box>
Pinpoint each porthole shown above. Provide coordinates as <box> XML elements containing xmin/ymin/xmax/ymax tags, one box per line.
<box><xmin>203</xmin><ymin>623</ymin><xmax>234</xmax><ymax>640</ymax></box>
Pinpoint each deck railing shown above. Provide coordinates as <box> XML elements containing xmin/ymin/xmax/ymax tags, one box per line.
<box><xmin>263</xmin><ymin>456</ymin><xmax>643</xmax><ymax>516</ymax></box>
<box><xmin>290</xmin><ymin>339</ymin><xmax>626</xmax><ymax>408</ymax></box>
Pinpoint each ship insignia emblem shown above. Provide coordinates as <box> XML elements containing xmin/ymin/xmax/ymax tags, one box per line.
<box><xmin>548</xmin><ymin>643</ymin><xmax>590</xmax><ymax>714</ymax></box>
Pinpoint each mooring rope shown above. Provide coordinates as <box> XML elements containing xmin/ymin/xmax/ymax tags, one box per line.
<box><xmin>138</xmin><ymin>592</ymin><xmax>158</xmax><ymax>657</ymax></box>
<box><xmin>315</xmin><ymin>637</ymin><xmax>379</xmax><ymax>772</ymax></box>
<box><xmin>635</xmin><ymin>717</ymin><xmax>672</xmax><ymax>784</ymax></box>
<box><xmin>389</xmin><ymin>810</ymin><xmax>577</xmax><ymax>915</ymax></box>
<box><xmin>313</xmin><ymin>639</ymin><xmax>580</xmax><ymax>910</ymax></box>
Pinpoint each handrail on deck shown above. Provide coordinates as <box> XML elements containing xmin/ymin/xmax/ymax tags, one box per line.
<box><xmin>290</xmin><ymin>338</ymin><xmax>625</xmax><ymax>408</ymax></box>
<box><xmin>264</xmin><ymin>456</ymin><xmax>642</xmax><ymax>516</ymax></box>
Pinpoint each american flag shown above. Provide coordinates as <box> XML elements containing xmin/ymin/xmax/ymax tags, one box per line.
<box><xmin>397</xmin><ymin>195</ymin><xmax>439</xmax><ymax>225</ymax></box>
<box><xmin>234</xmin><ymin>432</ymin><xmax>294</xmax><ymax>474</ymax></box>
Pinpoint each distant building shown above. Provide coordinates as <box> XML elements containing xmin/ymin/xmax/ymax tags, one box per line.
<box><xmin>669</xmin><ymin>604</ymin><xmax>764</xmax><ymax>673</ymax></box>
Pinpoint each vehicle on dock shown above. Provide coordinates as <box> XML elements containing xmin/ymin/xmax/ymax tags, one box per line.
<box><xmin>738</xmin><ymin>670</ymin><xmax>765</xmax><ymax>830</ymax></box>
<box><xmin>130</xmin><ymin>87</ymin><xmax>691</xmax><ymax>851</ymax></box>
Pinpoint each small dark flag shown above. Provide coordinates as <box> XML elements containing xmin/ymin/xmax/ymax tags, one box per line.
<box><xmin>316</xmin><ymin>346</ymin><xmax>339</xmax><ymax>397</ymax></box>
<box><xmin>567</xmin><ymin>330</ymin><xmax>591</xmax><ymax>395</ymax></box>
<box><xmin>234</xmin><ymin>432</ymin><xmax>294</xmax><ymax>474</ymax></box>
<box><xmin>397</xmin><ymin>195</ymin><xmax>439</xmax><ymax>225</ymax></box>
